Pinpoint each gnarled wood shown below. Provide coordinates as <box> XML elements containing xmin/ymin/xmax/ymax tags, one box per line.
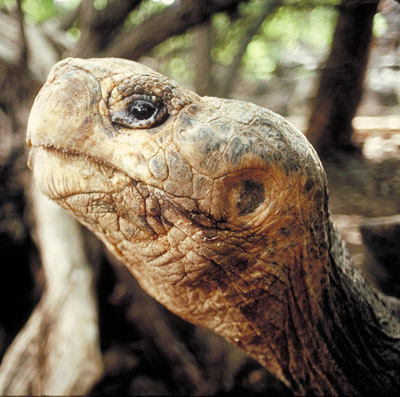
<box><xmin>0</xmin><ymin>185</ymin><xmax>103</xmax><ymax>395</ymax></box>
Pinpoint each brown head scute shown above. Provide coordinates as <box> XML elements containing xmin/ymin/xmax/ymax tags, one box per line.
<box><xmin>107</xmin><ymin>79</ymin><xmax>186</xmax><ymax>128</ymax></box>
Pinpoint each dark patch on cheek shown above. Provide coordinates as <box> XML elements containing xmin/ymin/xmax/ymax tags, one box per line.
<box><xmin>249</xmin><ymin>335</ymin><xmax>263</xmax><ymax>346</ymax></box>
<box><xmin>239</xmin><ymin>298</ymin><xmax>268</xmax><ymax>324</ymax></box>
<box><xmin>304</xmin><ymin>178</ymin><xmax>314</xmax><ymax>193</ymax></box>
<box><xmin>313</xmin><ymin>190</ymin><xmax>324</xmax><ymax>213</ymax></box>
<box><xmin>279</xmin><ymin>227</ymin><xmax>291</xmax><ymax>237</ymax></box>
<box><xmin>238</xmin><ymin>180</ymin><xmax>265</xmax><ymax>216</ymax></box>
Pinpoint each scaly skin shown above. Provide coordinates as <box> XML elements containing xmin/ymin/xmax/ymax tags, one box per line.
<box><xmin>27</xmin><ymin>58</ymin><xmax>400</xmax><ymax>395</ymax></box>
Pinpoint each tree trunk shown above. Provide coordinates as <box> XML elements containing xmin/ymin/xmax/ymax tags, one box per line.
<box><xmin>193</xmin><ymin>21</ymin><xmax>213</xmax><ymax>96</ymax></box>
<box><xmin>66</xmin><ymin>0</ymin><xmax>142</xmax><ymax>58</ymax></box>
<box><xmin>306</xmin><ymin>0</ymin><xmax>379</xmax><ymax>158</ymax></box>
<box><xmin>101</xmin><ymin>0</ymin><xmax>247</xmax><ymax>60</ymax></box>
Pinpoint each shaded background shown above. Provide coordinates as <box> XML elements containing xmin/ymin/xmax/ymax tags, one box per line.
<box><xmin>0</xmin><ymin>0</ymin><xmax>399</xmax><ymax>395</ymax></box>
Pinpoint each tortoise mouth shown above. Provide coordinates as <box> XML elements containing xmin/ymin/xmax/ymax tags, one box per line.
<box><xmin>29</xmin><ymin>144</ymin><xmax>126</xmax><ymax>174</ymax></box>
<box><xmin>29</xmin><ymin>145</ymin><xmax>213</xmax><ymax>237</ymax></box>
<box><xmin>29</xmin><ymin>145</ymin><xmax>133</xmax><ymax>201</ymax></box>
<box><xmin>29</xmin><ymin>145</ymin><xmax>173</xmax><ymax>241</ymax></box>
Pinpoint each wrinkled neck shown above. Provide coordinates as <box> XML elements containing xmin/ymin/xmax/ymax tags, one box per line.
<box><xmin>213</xmin><ymin>220</ymin><xmax>400</xmax><ymax>395</ymax></box>
<box><xmin>321</xmin><ymin>220</ymin><xmax>400</xmax><ymax>395</ymax></box>
<box><xmin>111</xmin><ymin>191</ymin><xmax>400</xmax><ymax>395</ymax></box>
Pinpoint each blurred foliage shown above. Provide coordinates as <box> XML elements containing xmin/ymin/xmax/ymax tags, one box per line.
<box><xmin>373</xmin><ymin>12</ymin><xmax>389</xmax><ymax>37</ymax></box>
<box><xmin>212</xmin><ymin>2</ymin><xmax>337</xmax><ymax>81</ymax></box>
<box><xmin>22</xmin><ymin>0</ymin><xmax>57</xmax><ymax>23</ymax></box>
<box><xmin>152</xmin><ymin>33</ymin><xmax>194</xmax><ymax>83</ymax></box>
<box><xmin>244</xmin><ymin>6</ymin><xmax>337</xmax><ymax>80</ymax></box>
<box><xmin>0</xmin><ymin>0</ymin><xmax>391</xmax><ymax>90</ymax></box>
<box><xmin>149</xmin><ymin>0</ymin><xmax>392</xmax><ymax>95</ymax></box>
<box><xmin>0</xmin><ymin>0</ymin><xmax>77</xmax><ymax>22</ymax></box>
<box><xmin>126</xmin><ymin>0</ymin><xmax>170</xmax><ymax>28</ymax></box>
<box><xmin>93</xmin><ymin>0</ymin><xmax>108</xmax><ymax>11</ymax></box>
<box><xmin>153</xmin><ymin>0</ymin><xmax>340</xmax><ymax>84</ymax></box>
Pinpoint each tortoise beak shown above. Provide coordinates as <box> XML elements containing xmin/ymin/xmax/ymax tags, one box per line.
<box><xmin>26</xmin><ymin>61</ymin><xmax>104</xmax><ymax>151</ymax></box>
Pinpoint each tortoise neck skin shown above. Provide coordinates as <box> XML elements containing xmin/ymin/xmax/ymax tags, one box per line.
<box><xmin>27</xmin><ymin>58</ymin><xmax>400</xmax><ymax>395</ymax></box>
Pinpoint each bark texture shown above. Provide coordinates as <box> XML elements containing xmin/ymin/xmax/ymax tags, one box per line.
<box><xmin>0</xmin><ymin>185</ymin><xmax>103</xmax><ymax>395</ymax></box>
<box><xmin>100</xmin><ymin>0</ymin><xmax>246</xmax><ymax>60</ymax></box>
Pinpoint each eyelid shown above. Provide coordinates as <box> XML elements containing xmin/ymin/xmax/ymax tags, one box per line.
<box><xmin>111</xmin><ymin>93</ymin><xmax>162</xmax><ymax>113</ymax></box>
<box><xmin>109</xmin><ymin>94</ymin><xmax>168</xmax><ymax>129</ymax></box>
<box><xmin>104</xmin><ymin>74</ymin><xmax>191</xmax><ymax>118</ymax></box>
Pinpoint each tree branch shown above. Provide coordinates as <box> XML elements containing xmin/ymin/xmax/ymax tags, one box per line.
<box><xmin>306</xmin><ymin>0</ymin><xmax>379</xmax><ymax>157</ymax></box>
<box><xmin>102</xmin><ymin>0</ymin><xmax>247</xmax><ymax>60</ymax></box>
<box><xmin>67</xmin><ymin>0</ymin><xmax>143</xmax><ymax>58</ymax></box>
<box><xmin>0</xmin><ymin>185</ymin><xmax>103</xmax><ymax>395</ymax></box>
<box><xmin>16</xmin><ymin>0</ymin><xmax>28</xmax><ymax>68</ymax></box>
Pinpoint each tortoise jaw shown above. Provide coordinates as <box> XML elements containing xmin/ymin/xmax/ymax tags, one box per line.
<box><xmin>30</xmin><ymin>146</ymin><xmax>132</xmax><ymax>201</ymax></box>
<box><xmin>29</xmin><ymin>145</ymin><xmax>205</xmax><ymax>242</ymax></box>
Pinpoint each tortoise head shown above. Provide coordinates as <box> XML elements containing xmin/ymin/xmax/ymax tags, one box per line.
<box><xmin>27</xmin><ymin>57</ymin><xmax>330</xmax><ymax>353</ymax></box>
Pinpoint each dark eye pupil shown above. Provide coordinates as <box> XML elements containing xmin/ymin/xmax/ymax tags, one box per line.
<box><xmin>130</xmin><ymin>101</ymin><xmax>156</xmax><ymax>120</ymax></box>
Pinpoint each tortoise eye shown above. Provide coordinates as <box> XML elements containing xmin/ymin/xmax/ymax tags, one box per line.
<box><xmin>110</xmin><ymin>94</ymin><xmax>168</xmax><ymax>129</ymax></box>
<box><xmin>129</xmin><ymin>100</ymin><xmax>157</xmax><ymax>121</ymax></box>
